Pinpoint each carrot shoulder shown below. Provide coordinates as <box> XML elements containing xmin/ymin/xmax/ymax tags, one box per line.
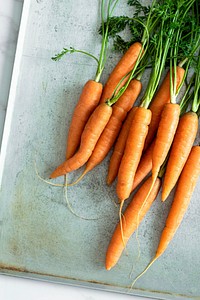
<box><xmin>66</xmin><ymin>80</ymin><xmax>103</xmax><ymax>159</ymax></box>
<box><xmin>100</xmin><ymin>42</ymin><xmax>142</xmax><ymax>103</ymax></box>
<box><xmin>106</xmin><ymin>176</ymin><xmax>161</xmax><ymax>271</ymax></box>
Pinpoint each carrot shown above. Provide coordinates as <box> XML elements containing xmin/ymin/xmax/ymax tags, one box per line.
<box><xmin>100</xmin><ymin>42</ymin><xmax>143</xmax><ymax>103</ymax></box>
<box><xmin>107</xmin><ymin>107</ymin><xmax>138</xmax><ymax>185</ymax></box>
<box><xmin>50</xmin><ymin>103</ymin><xmax>112</xmax><ymax>178</ymax></box>
<box><xmin>116</xmin><ymin>107</ymin><xmax>152</xmax><ymax>202</ymax></box>
<box><xmin>132</xmin><ymin>146</ymin><xmax>200</xmax><ymax>284</ymax></box>
<box><xmin>156</xmin><ymin>146</ymin><xmax>200</xmax><ymax>257</ymax></box>
<box><xmin>66</xmin><ymin>80</ymin><xmax>103</xmax><ymax>159</ymax></box>
<box><xmin>115</xmin><ymin>0</ymin><xmax>185</xmax><ymax>203</ymax></box>
<box><xmin>162</xmin><ymin>111</ymin><xmax>198</xmax><ymax>201</ymax></box>
<box><xmin>51</xmin><ymin>0</ymin><xmax>121</xmax><ymax>161</ymax></box>
<box><xmin>51</xmin><ymin>79</ymin><xmax>141</xmax><ymax>182</ymax></box>
<box><xmin>151</xmin><ymin>103</ymin><xmax>180</xmax><ymax>182</ymax></box>
<box><xmin>105</xmin><ymin>176</ymin><xmax>161</xmax><ymax>271</ymax></box>
<box><xmin>143</xmin><ymin>67</ymin><xmax>185</xmax><ymax>151</ymax></box>
<box><xmin>134</xmin><ymin>103</ymin><xmax>180</xmax><ymax>221</ymax></box>
<box><xmin>131</xmin><ymin>140</ymin><xmax>155</xmax><ymax>192</ymax></box>
<box><xmin>83</xmin><ymin>79</ymin><xmax>142</xmax><ymax>175</ymax></box>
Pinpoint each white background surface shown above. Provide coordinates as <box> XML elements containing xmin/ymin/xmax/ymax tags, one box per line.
<box><xmin>0</xmin><ymin>0</ymin><xmax>149</xmax><ymax>299</ymax></box>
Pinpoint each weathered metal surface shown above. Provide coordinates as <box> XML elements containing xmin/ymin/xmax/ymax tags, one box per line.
<box><xmin>0</xmin><ymin>1</ymin><xmax>200</xmax><ymax>299</ymax></box>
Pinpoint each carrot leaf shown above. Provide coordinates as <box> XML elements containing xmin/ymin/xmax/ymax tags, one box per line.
<box><xmin>51</xmin><ymin>47</ymin><xmax>99</xmax><ymax>63</ymax></box>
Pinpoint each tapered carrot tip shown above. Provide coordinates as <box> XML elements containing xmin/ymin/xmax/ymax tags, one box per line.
<box><xmin>161</xmin><ymin>191</ymin><xmax>168</xmax><ymax>202</ymax></box>
<box><xmin>105</xmin><ymin>264</ymin><xmax>112</xmax><ymax>271</ymax></box>
<box><xmin>50</xmin><ymin>161</ymin><xmax>67</xmax><ymax>179</ymax></box>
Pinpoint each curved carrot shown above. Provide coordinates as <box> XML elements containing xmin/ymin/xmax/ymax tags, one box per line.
<box><xmin>131</xmin><ymin>140</ymin><xmax>155</xmax><ymax>192</ymax></box>
<box><xmin>100</xmin><ymin>42</ymin><xmax>143</xmax><ymax>103</ymax></box>
<box><xmin>107</xmin><ymin>107</ymin><xmax>138</xmax><ymax>185</ymax></box>
<box><xmin>50</xmin><ymin>103</ymin><xmax>112</xmax><ymax>178</ymax></box>
<box><xmin>116</xmin><ymin>107</ymin><xmax>152</xmax><ymax>202</ymax></box>
<box><xmin>162</xmin><ymin>111</ymin><xmax>198</xmax><ymax>201</ymax></box>
<box><xmin>151</xmin><ymin>103</ymin><xmax>180</xmax><ymax>182</ymax></box>
<box><xmin>84</xmin><ymin>79</ymin><xmax>142</xmax><ymax>175</ymax></box>
<box><xmin>66</xmin><ymin>80</ymin><xmax>103</xmax><ymax>159</ymax></box>
<box><xmin>105</xmin><ymin>176</ymin><xmax>161</xmax><ymax>271</ymax></box>
<box><xmin>143</xmin><ymin>67</ymin><xmax>185</xmax><ymax>151</ymax></box>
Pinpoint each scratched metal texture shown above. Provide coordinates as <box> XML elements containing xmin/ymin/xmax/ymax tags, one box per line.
<box><xmin>0</xmin><ymin>0</ymin><xmax>200</xmax><ymax>299</ymax></box>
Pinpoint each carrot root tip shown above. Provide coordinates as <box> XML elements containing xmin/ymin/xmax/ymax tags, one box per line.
<box><xmin>67</xmin><ymin>169</ymin><xmax>88</xmax><ymax>187</ymax></box>
<box><xmin>129</xmin><ymin>257</ymin><xmax>157</xmax><ymax>290</ymax></box>
<box><xmin>161</xmin><ymin>191</ymin><xmax>168</xmax><ymax>202</ymax></box>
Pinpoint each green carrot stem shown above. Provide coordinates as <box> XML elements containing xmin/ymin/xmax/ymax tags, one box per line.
<box><xmin>51</xmin><ymin>47</ymin><xmax>99</xmax><ymax>63</ymax></box>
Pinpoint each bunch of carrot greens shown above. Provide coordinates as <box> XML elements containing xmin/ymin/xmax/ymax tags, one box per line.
<box><xmin>46</xmin><ymin>0</ymin><xmax>200</xmax><ymax>287</ymax></box>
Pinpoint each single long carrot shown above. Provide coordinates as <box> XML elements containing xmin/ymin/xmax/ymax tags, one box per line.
<box><xmin>83</xmin><ymin>79</ymin><xmax>142</xmax><ymax>175</ymax></box>
<box><xmin>107</xmin><ymin>107</ymin><xmax>138</xmax><ymax>185</ymax></box>
<box><xmin>156</xmin><ymin>146</ymin><xmax>200</xmax><ymax>257</ymax></box>
<box><xmin>162</xmin><ymin>111</ymin><xmax>198</xmax><ymax>201</ymax></box>
<box><xmin>143</xmin><ymin>67</ymin><xmax>185</xmax><ymax>151</ymax></box>
<box><xmin>116</xmin><ymin>107</ymin><xmax>152</xmax><ymax>202</ymax></box>
<box><xmin>52</xmin><ymin>0</ymin><xmax>121</xmax><ymax>161</ymax></box>
<box><xmin>131</xmin><ymin>146</ymin><xmax>200</xmax><ymax>286</ymax></box>
<box><xmin>105</xmin><ymin>176</ymin><xmax>161</xmax><ymax>271</ymax></box>
<box><xmin>100</xmin><ymin>42</ymin><xmax>143</xmax><ymax>103</ymax></box>
<box><xmin>131</xmin><ymin>140</ymin><xmax>155</xmax><ymax>192</ymax></box>
<box><xmin>137</xmin><ymin>103</ymin><xmax>180</xmax><ymax>215</ymax></box>
<box><xmin>50</xmin><ymin>103</ymin><xmax>112</xmax><ymax>178</ymax></box>
<box><xmin>151</xmin><ymin>103</ymin><xmax>180</xmax><ymax>182</ymax></box>
<box><xmin>66</xmin><ymin>80</ymin><xmax>103</xmax><ymax>159</ymax></box>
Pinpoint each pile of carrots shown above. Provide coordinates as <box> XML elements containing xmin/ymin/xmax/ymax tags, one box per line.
<box><xmin>48</xmin><ymin>0</ymin><xmax>200</xmax><ymax>286</ymax></box>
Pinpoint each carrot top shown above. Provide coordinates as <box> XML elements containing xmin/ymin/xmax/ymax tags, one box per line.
<box><xmin>51</xmin><ymin>0</ymin><xmax>121</xmax><ymax>83</ymax></box>
<box><xmin>105</xmin><ymin>0</ymin><xmax>200</xmax><ymax>110</ymax></box>
<box><xmin>169</xmin><ymin>0</ymin><xmax>200</xmax><ymax>105</ymax></box>
<box><xmin>192</xmin><ymin>49</ymin><xmax>200</xmax><ymax>113</ymax></box>
<box><xmin>104</xmin><ymin>0</ymin><xmax>167</xmax><ymax>107</ymax></box>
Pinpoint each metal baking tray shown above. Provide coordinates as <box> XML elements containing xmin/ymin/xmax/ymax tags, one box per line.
<box><xmin>0</xmin><ymin>1</ymin><xmax>199</xmax><ymax>299</ymax></box>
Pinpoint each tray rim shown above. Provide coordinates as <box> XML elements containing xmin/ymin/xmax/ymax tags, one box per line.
<box><xmin>0</xmin><ymin>1</ymin><xmax>199</xmax><ymax>300</ymax></box>
<box><xmin>0</xmin><ymin>0</ymin><xmax>31</xmax><ymax>186</ymax></box>
<box><xmin>0</xmin><ymin>267</ymin><xmax>196</xmax><ymax>300</ymax></box>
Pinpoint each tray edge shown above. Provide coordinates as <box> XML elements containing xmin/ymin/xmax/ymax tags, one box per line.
<box><xmin>0</xmin><ymin>0</ymin><xmax>31</xmax><ymax>186</ymax></box>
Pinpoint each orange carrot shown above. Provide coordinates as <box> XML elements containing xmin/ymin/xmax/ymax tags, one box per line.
<box><xmin>83</xmin><ymin>79</ymin><xmax>142</xmax><ymax>175</ymax></box>
<box><xmin>100</xmin><ymin>42</ymin><xmax>143</xmax><ymax>103</ymax></box>
<box><xmin>162</xmin><ymin>111</ymin><xmax>198</xmax><ymax>201</ymax></box>
<box><xmin>116</xmin><ymin>107</ymin><xmax>152</xmax><ymax>202</ymax></box>
<box><xmin>136</xmin><ymin>103</ymin><xmax>180</xmax><ymax>215</ymax></box>
<box><xmin>107</xmin><ymin>107</ymin><xmax>138</xmax><ymax>185</ymax></box>
<box><xmin>156</xmin><ymin>146</ymin><xmax>200</xmax><ymax>257</ymax></box>
<box><xmin>50</xmin><ymin>103</ymin><xmax>112</xmax><ymax>178</ymax></box>
<box><xmin>131</xmin><ymin>146</ymin><xmax>200</xmax><ymax>285</ymax></box>
<box><xmin>131</xmin><ymin>140</ymin><xmax>155</xmax><ymax>192</ymax></box>
<box><xmin>66</xmin><ymin>80</ymin><xmax>103</xmax><ymax>159</ymax></box>
<box><xmin>106</xmin><ymin>176</ymin><xmax>161</xmax><ymax>270</ymax></box>
<box><xmin>151</xmin><ymin>103</ymin><xmax>180</xmax><ymax>182</ymax></box>
<box><xmin>143</xmin><ymin>67</ymin><xmax>185</xmax><ymax>151</ymax></box>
